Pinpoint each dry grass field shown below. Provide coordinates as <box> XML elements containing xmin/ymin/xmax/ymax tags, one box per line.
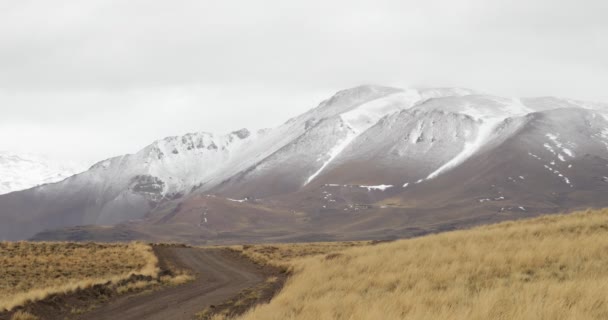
<box><xmin>0</xmin><ymin>242</ymin><xmax>159</xmax><ymax>312</ymax></box>
<box><xmin>228</xmin><ymin>209</ymin><xmax>608</xmax><ymax>320</ymax></box>
<box><xmin>232</xmin><ymin>241</ymin><xmax>373</xmax><ymax>268</ymax></box>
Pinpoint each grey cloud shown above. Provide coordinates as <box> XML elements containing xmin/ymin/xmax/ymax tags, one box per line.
<box><xmin>0</xmin><ymin>0</ymin><xmax>607</xmax><ymax>163</ymax></box>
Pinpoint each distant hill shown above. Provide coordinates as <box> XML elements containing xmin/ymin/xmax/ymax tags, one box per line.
<box><xmin>0</xmin><ymin>151</ymin><xmax>84</xmax><ymax>195</ymax></box>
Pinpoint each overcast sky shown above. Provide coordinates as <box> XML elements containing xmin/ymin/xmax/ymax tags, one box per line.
<box><xmin>1</xmin><ymin>0</ymin><xmax>607</xmax><ymax>165</ymax></box>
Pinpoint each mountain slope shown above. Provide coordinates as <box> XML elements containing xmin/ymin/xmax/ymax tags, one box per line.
<box><xmin>2</xmin><ymin>85</ymin><xmax>608</xmax><ymax>242</ymax></box>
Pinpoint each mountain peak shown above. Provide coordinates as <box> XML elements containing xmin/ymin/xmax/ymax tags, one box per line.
<box><xmin>316</xmin><ymin>85</ymin><xmax>402</xmax><ymax>113</ymax></box>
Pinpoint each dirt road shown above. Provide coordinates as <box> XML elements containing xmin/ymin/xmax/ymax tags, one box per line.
<box><xmin>79</xmin><ymin>247</ymin><xmax>266</xmax><ymax>320</ymax></box>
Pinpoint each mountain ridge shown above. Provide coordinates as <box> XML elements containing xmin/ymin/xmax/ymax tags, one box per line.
<box><xmin>2</xmin><ymin>85</ymin><xmax>608</xmax><ymax>242</ymax></box>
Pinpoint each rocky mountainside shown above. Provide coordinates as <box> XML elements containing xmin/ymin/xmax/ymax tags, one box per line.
<box><xmin>0</xmin><ymin>151</ymin><xmax>84</xmax><ymax>195</ymax></box>
<box><xmin>2</xmin><ymin>85</ymin><xmax>608</xmax><ymax>242</ymax></box>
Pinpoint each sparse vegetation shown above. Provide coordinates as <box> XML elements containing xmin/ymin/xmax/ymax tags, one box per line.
<box><xmin>0</xmin><ymin>241</ymin><xmax>159</xmax><ymax>312</ymax></box>
<box><xmin>232</xmin><ymin>241</ymin><xmax>373</xmax><ymax>268</ymax></box>
<box><xmin>161</xmin><ymin>273</ymin><xmax>196</xmax><ymax>286</ymax></box>
<box><xmin>233</xmin><ymin>209</ymin><xmax>608</xmax><ymax>320</ymax></box>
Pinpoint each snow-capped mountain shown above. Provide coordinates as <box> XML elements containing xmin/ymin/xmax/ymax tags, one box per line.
<box><xmin>0</xmin><ymin>151</ymin><xmax>85</xmax><ymax>195</ymax></box>
<box><xmin>3</xmin><ymin>85</ymin><xmax>608</xmax><ymax>242</ymax></box>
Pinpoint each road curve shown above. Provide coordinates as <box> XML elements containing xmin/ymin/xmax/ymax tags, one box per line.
<box><xmin>79</xmin><ymin>247</ymin><xmax>265</xmax><ymax>320</ymax></box>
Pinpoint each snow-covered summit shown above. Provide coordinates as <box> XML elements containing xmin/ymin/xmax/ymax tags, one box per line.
<box><xmin>10</xmin><ymin>86</ymin><xmax>604</xmax><ymax>198</ymax></box>
<box><xmin>0</xmin><ymin>151</ymin><xmax>85</xmax><ymax>195</ymax></box>
<box><xmin>85</xmin><ymin>128</ymin><xmax>257</xmax><ymax>197</ymax></box>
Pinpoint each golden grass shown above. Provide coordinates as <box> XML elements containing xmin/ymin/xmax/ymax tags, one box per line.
<box><xmin>10</xmin><ymin>311</ymin><xmax>38</xmax><ymax>320</ymax></box>
<box><xmin>161</xmin><ymin>273</ymin><xmax>196</xmax><ymax>286</ymax></box>
<box><xmin>237</xmin><ymin>209</ymin><xmax>608</xmax><ymax>320</ymax></box>
<box><xmin>0</xmin><ymin>241</ymin><xmax>159</xmax><ymax>312</ymax></box>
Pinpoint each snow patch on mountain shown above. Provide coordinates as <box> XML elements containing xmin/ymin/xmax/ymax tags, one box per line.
<box><xmin>359</xmin><ymin>184</ymin><xmax>393</xmax><ymax>191</ymax></box>
<box><xmin>545</xmin><ymin>133</ymin><xmax>575</xmax><ymax>158</ymax></box>
<box><xmin>305</xmin><ymin>125</ymin><xmax>358</xmax><ymax>185</ymax></box>
<box><xmin>426</xmin><ymin>117</ymin><xmax>503</xmax><ymax>180</ymax></box>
